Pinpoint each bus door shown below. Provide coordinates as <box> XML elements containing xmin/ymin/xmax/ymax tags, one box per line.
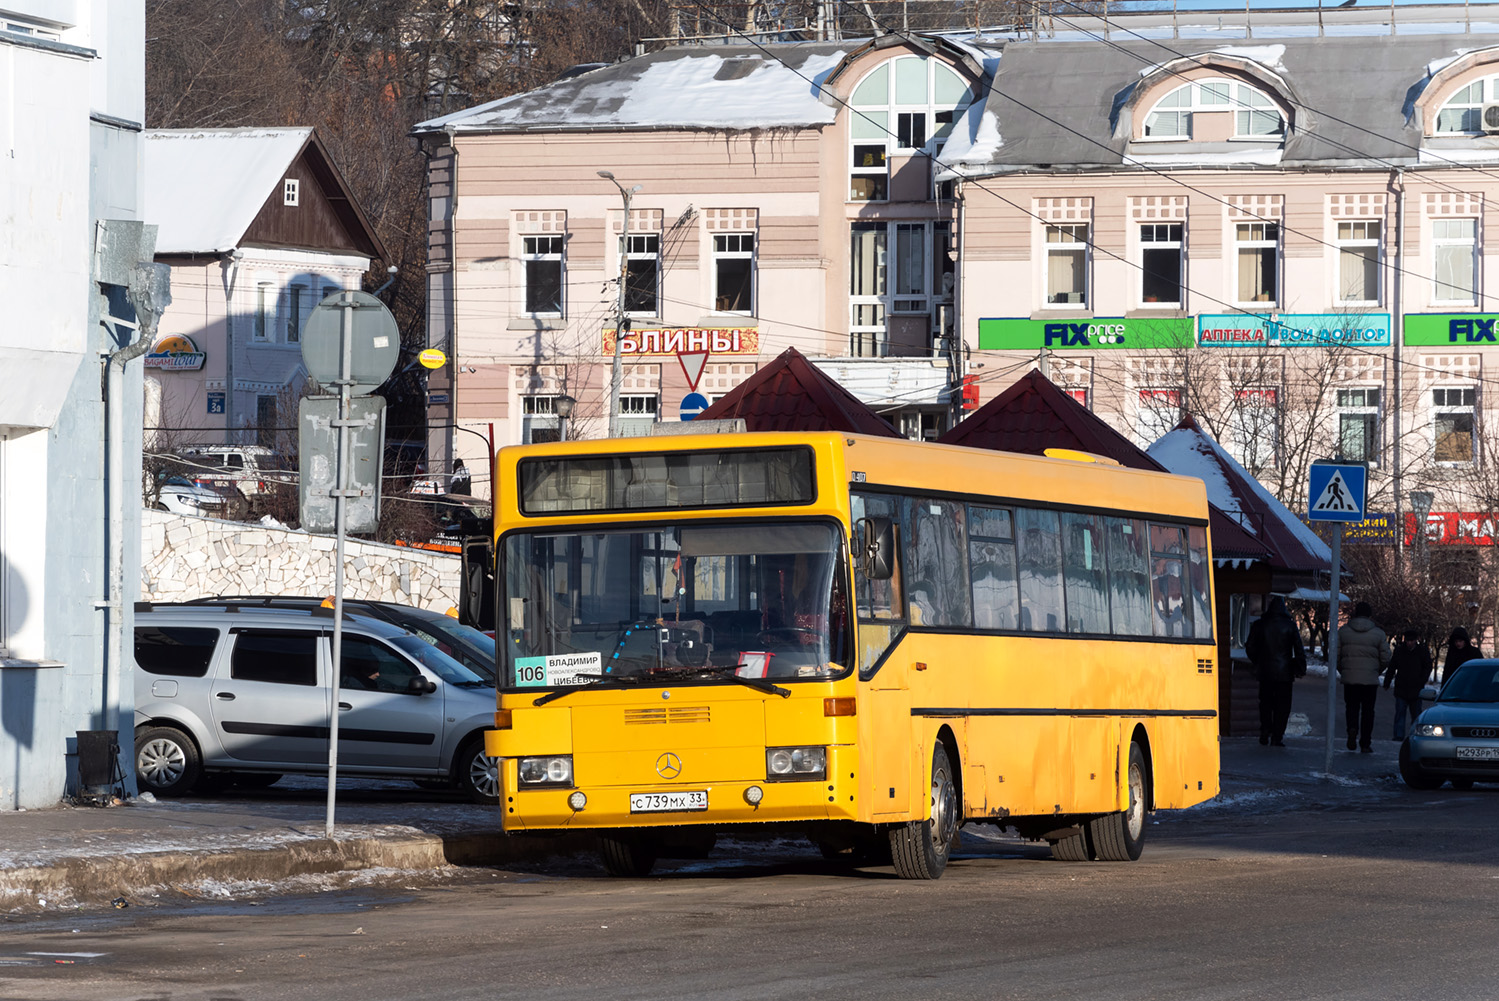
<box><xmin>853</xmin><ymin>499</ymin><xmax>914</xmax><ymax>821</ymax></box>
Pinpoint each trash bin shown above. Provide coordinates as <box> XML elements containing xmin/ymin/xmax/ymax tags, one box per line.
<box><xmin>76</xmin><ymin>730</ymin><xmax>119</xmax><ymax>793</ymax></box>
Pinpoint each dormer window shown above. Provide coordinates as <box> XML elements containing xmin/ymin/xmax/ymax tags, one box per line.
<box><xmin>848</xmin><ymin>55</ymin><xmax>975</xmax><ymax>202</ymax></box>
<box><xmin>1435</xmin><ymin>78</ymin><xmax>1499</xmax><ymax>133</ymax></box>
<box><xmin>1142</xmin><ymin>80</ymin><xmax>1285</xmax><ymax>140</ymax></box>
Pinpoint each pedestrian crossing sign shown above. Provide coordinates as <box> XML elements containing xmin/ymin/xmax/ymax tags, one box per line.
<box><xmin>1307</xmin><ymin>462</ymin><xmax>1367</xmax><ymax>522</ymax></box>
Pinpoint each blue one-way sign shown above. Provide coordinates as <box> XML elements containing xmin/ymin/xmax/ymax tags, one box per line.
<box><xmin>1307</xmin><ymin>462</ymin><xmax>1367</xmax><ymax>523</ymax></box>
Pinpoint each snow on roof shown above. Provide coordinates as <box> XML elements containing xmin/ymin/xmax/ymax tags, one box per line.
<box><xmin>935</xmin><ymin>100</ymin><xmax>1002</xmax><ymax>178</ymax></box>
<box><xmin>1148</xmin><ymin>425</ymin><xmax>1332</xmax><ymax>568</ymax></box>
<box><xmin>415</xmin><ymin>45</ymin><xmax>852</xmax><ymax>133</ymax></box>
<box><xmin>145</xmin><ymin>128</ymin><xmax>313</xmax><ymax>254</ymax></box>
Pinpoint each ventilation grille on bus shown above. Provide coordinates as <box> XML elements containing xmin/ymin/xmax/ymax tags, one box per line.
<box><xmin>1197</xmin><ymin>658</ymin><xmax>1214</xmax><ymax>675</ymax></box>
<box><xmin>624</xmin><ymin>707</ymin><xmax>712</xmax><ymax>725</ymax></box>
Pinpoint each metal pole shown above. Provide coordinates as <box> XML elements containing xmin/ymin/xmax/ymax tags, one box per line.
<box><xmin>325</xmin><ymin>292</ymin><xmax>354</xmax><ymax>838</ymax></box>
<box><xmin>1324</xmin><ymin>529</ymin><xmax>1343</xmax><ymax>775</ymax></box>
<box><xmin>607</xmin><ymin>184</ymin><xmax>633</xmax><ymax>439</ymax></box>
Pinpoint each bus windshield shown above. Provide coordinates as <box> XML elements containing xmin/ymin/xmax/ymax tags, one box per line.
<box><xmin>501</xmin><ymin>521</ymin><xmax>849</xmax><ymax>688</ymax></box>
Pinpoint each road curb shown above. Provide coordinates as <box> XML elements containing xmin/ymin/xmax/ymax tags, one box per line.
<box><xmin>0</xmin><ymin>829</ymin><xmax>594</xmax><ymax>912</ymax></box>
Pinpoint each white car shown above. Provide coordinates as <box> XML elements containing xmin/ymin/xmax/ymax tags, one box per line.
<box><xmin>155</xmin><ymin>476</ymin><xmax>233</xmax><ymax>516</ymax></box>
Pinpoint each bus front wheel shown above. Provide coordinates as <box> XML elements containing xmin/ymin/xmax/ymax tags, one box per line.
<box><xmin>889</xmin><ymin>743</ymin><xmax>959</xmax><ymax>880</ymax></box>
<box><xmin>599</xmin><ymin>833</ymin><xmax>658</xmax><ymax>877</ymax></box>
<box><xmin>1088</xmin><ymin>742</ymin><xmax>1148</xmax><ymax>862</ymax></box>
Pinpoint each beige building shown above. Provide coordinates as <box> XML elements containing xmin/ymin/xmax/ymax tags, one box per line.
<box><xmin>412</xmin><ymin>35</ymin><xmax>989</xmax><ymax>487</ymax></box>
<box><xmin>415</xmin><ymin>10</ymin><xmax>1499</xmax><ymax>553</ymax></box>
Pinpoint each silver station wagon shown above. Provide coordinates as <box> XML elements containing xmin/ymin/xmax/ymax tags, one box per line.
<box><xmin>133</xmin><ymin>603</ymin><xmax>500</xmax><ymax>802</ymax></box>
<box><xmin>1401</xmin><ymin>658</ymin><xmax>1499</xmax><ymax>791</ymax></box>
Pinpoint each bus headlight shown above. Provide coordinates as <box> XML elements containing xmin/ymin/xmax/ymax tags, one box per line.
<box><xmin>766</xmin><ymin>746</ymin><xmax>826</xmax><ymax>781</ymax></box>
<box><xmin>518</xmin><ymin>755</ymin><xmax>573</xmax><ymax>787</ymax></box>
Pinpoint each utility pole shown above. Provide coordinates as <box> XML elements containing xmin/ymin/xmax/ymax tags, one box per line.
<box><xmin>599</xmin><ymin>171</ymin><xmax>640</xmax><ymax>438</ymax></box>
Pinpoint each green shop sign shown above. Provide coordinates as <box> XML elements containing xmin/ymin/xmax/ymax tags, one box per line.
<box><xmin>977</xmin><ymin>317</ymin><xmax>1196</xmax><ymax>351</ymax></box>
<box><xmin>1404</xmin><ymin>313</ymin><xmax>1499</xmax><ymax>346</ymax></box>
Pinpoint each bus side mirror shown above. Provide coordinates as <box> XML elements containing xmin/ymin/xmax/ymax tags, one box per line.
<box><xmin>857</xmin><ymin>517</ymin><xmax>895</xmax><ymax>581</ymax></box>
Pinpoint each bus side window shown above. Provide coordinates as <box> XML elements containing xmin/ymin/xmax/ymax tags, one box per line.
<box><xmin>1062</xmin><ymin>512</ymin><xmax>1111</xmax><ymax>634</ymax></box>
<box><xmin>1149</xmin><ymin>524</ymin><xmax>1192</xmax><ymax>638</ymax></box>
<box><xmin>1106</xmin><ymin>517</ymin><xmax>1152</xmax><ymax>636</ymax></box>
<box><xmin>1187</xmin><ymin>525</ymin><xmax>1213</xmax><ymax>641</ymax></box>
<box><xmin>1015</xmin><ymin>507</ymin><xmax>1065</xmax><ymax>634</ymax></box>
<box><xmin>969</xmin><ymin>505</ymin><xmax>1018</xmax><ymax>631</ymax></box>
<box><xmin>904</xmin><ymin>498</ymin><xmax>970</xmax><ymax>628</ymax></box>
<box><xmin>852</xmin><ymin>492</ymin><xmax>904</xmax><ymax>622</ymax></box>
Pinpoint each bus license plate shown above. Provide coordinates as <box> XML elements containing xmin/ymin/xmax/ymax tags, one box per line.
<box><xmin>1456</xmin><ymin>746</ymin><xmax>1499</xmax><ymax>761</ymax></box>
<box><xmin>630</xmin><ymin>790</ymin><xmax>708</xmax><ymax>813</ymax></box>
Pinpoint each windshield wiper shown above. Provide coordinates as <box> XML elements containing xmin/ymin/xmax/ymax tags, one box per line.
<box><xmin>532</xmin><ymin>672</ymin><xmax>643</xmax><ymax>706</ymax></box>
<box><xmin>651</xmin><ymin>664</ymin><xmax>791</xmax><ymax>698</ymax></box>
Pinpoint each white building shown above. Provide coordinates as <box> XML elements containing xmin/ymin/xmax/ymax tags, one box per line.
<box><xmin>0</xmin><ymin>1</ymin><xmax>156</xmax><ymax>809</ymax></box>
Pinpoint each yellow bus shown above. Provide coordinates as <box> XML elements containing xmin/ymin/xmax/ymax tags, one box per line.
<box><xmin>486</xmin><ymin>431</ymin><xmax>1219</xmax><ymax>879</ymax></box>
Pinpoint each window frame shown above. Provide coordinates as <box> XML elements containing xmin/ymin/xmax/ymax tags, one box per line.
<box><xmin>1139</xmin><ymin>222</ymin><xmax>1185</xmax><ymax>308</ymax></box>
<box><xmin>846</xmin><ymin>55</ymin><xmax>974</xmax><ymax>204</ymax></box>
<box><xmin>1044</xmin><ymin>223</ymin><xmax>1090</xmax><ymax>308</ymax></box>
<box><xmin>1433</xmin><ymin>386</ymin><xmax>1479</xmax><ymax>465</ymax></box>
<box><xmin>1336</xmin><ymin>387</ymin><xmax>1382</xmax><ymax>465</ymax></box>
<box><xmin>712</xmin><ymin>231</ymin><xmax>756</xmax><ymax>315</ymax></box>
<box><xmin>286</xmin><ymin>283</ymin><xmax>306</xmax><ymax>343</ymax></box>
<box><xmin>1225</xmin><ymin>386</ymin><xmax>1281</xmax><ymax>471</ymax></box>
<box><xmin>1432</xmin><ymin>217</ymin><xmax>1479</xmax><ymax>306</ymax></box>
<box><xmin>623</xmin><ymin>232</ymin><xmax>661</xmax><ymax>318</ymax></box>
<box><xmin>1335</xmin><ymin>220</ymin><xmax>1382</xmax><ymax>306</ymax></box>
<box><xmin>522</xmin><ymin>234</ymin><xmax>565</xmax><ymax>318</ymax></box>
<box><xmin>1234</xmin><ymin>221</ymin><xmax>1281</xmax><ymax>306</ymax></box>
<box><xmin>1140</xmin><ymin>78</ymin><xmax>1287</xmax><ymax>141</ymax></box>
<box><xmin>1434</xmin><ymin>77</ymin><xmax>1497</xmax><ymax>134</ymax></box>
<box><xmin>254</xmin><ymin>280</ymin><xmax>274</xmax><ymax>341</ymax></box>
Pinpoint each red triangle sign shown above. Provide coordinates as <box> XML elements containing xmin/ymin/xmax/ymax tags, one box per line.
<box><xmin>677</xmin><ymin>350</ymin><xmax>709</xmax><ymax>392</ymax></box>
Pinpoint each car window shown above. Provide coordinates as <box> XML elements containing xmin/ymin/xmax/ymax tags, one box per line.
<box><xmin>340</xmin><ymin>636</ymin><xmax>424</xmax><ymax>695</ymax></box>
<box><xmin>231</xmin><ymin>630</ymin><xmax>319</xmax><ymax>685</ymax></box>
<box><xmin>402</xmin><ymin>617</ymin><xmax>496</xmax><ymax>682</ymax></box>
<box><xmin>135</xmin><ymin>626</ymin><xmax>219</xmax><ymax>677</ymax></box>
<box><xmin>390</xmin><ymin>634</ymin><xmax>490</xmax><ymax>687</ymax></box>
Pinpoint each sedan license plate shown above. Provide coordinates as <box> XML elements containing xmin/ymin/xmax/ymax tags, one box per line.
<box><xmin>1455</xmin><ymin>746</ymin><xmax>1499</xmax><ymax>761</ymax></box>
<box><xmin>629</xmin><ymin>790</ymin><xmax>708</xmax><ymax>813</ymax></box>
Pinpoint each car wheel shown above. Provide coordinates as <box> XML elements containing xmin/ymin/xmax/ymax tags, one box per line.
<box><xmin>134</xmin><ymin>725</ymin><xmax>202</xmax><ymax>797</ymax></box>
<box><xmin>1399</xmin><ymin>739</ymin><xmax>1443</xmax><ymax>790</ymax></box>
<box><xmin>598</xmin><ymin>833</ymin><xmax>658</xmax><ymax>877</ymax></box>
<box><xmin>889</xmin><ymin>742</ymin><xmax>959</xmax><ymax>880</ymax></box>
<box><xmin>1449</xmin><ymin>777</ymin><xmax>1475</xmax><ymax>791</ymax></box>
<box><xmin>1088</xmin><ymin>742</ymin><xmax>1149</xmax><ymax>862</ymax></box>
<box><xmin>456</xmin><ymin>736</ymin><xmax>500</xmax><ymax>805</ymax></box>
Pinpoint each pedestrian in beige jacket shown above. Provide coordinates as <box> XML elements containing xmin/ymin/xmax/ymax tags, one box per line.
<box><xmin>1337</xmin><ymin>601</ymin><xmax>1391</xmax><ymax>752</ymax></box>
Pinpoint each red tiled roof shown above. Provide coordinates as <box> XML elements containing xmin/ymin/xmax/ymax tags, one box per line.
<box><xmin>939</xmin><ymin>369</ymin><xmax>1268</xmax><ymax>562</ymax></box>
<box><xmin>694</xmin><ymin>347</ymin><xmax>902</xmax><ymax>437</ymax></box>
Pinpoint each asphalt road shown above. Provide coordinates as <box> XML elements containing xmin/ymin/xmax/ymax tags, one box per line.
<box><xmin>3</xmin><ymin>788</ymin><xmax>1498</xmax><ymax>1001</ymax></box>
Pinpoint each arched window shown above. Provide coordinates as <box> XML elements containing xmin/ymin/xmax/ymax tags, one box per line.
<box><xmin>848</xmin><ymin>55</ymin><xmax>974</xmax><ymax>202</ymax></box>
<box><xmin>1434</xmin><ymin>77</ymin><xmax>1499</xmax><ymax>133</ymax></box>
<box><xmin>1142</xmin><ymin>79</ymin><xmax>1285</xmax><ymax>140</ymax></box>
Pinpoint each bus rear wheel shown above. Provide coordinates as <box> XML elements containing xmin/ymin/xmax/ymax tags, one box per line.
<box><xmin>599</xmin><ymin>833</ymin><xmax>658</xmax><ymax>877</ymax></box>
<box><xmin>889</xmin><ymin>743</ymin><xmax>959</xmax><ymax>880</ymax></box>
<box><xmin>1088</xmin><ymin>742</ymin><xmax>1148</xmax><ymax>862</ymax></box>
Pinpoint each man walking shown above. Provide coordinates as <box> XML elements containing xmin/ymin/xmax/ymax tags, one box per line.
<box><xmin>1337</xmin><ymin>601</ymin><xmax>1390</xmax><ymax>753</ymax></box>
<box><xmin>1246</xmin><ymin>595</ymin><xmax>1306</xmax><ymax>747</ymax></box>
<box><xmin>1384</xmin><ymin>631</ymin><xmax>1433</xmax><ymax>742</ymax></box>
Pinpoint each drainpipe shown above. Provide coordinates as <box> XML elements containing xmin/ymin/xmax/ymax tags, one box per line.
<box><xmin>1392</xmin><ymin>168</ymin><xmax>1406</xmax><ymax>575</ymax></box>
<box><xmin>101</xmin><ymin>262</ymin><xmax>170</xmax><ymax>753</ymax></box>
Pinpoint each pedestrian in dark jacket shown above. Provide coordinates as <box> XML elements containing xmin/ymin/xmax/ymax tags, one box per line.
<box><xmin>1246</xmin><ymin>595</ymin><xmax>1306</xmax><ymax>747</ymax></box>
<box><xmin>1338</xmin><ymin>602</ymin><xmax>1390</xmax><ymax>753</ymax></box>
<box><xmin>1383</xmin><ymin>631</ymin><xmax>1433</xmax><ymax>741</ymax></box>
<box><xmin>1442</xmin><ymin>626</ymin><xmax>1483</xmax><ymax>689</ymax></box>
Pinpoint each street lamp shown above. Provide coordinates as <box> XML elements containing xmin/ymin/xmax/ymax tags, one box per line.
<box><xmin>598</xmin><ymin>170</ymin><xmax>641</xmax><ymax>439</ymax></box>
<box><xmin>1410</xmin><ymin>490</ymin><xmax>1435</xmax><ymax>567</ymax></box>
<box><xmin>555</xmin><ymin>394</ymin><xmax>576</xmax><ymax>442</ymax></box>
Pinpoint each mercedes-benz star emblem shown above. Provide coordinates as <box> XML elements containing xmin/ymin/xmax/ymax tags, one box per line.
<box><xmin>656</xmin><ymin>752</ymin><xmax>683</xmax><ymax>779</ymax></box>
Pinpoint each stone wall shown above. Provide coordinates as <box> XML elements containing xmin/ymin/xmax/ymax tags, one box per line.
<box><xmin>141</xmin><ymin>509</ymin><xmax>462</xmax><ymax>611</ymax></box>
